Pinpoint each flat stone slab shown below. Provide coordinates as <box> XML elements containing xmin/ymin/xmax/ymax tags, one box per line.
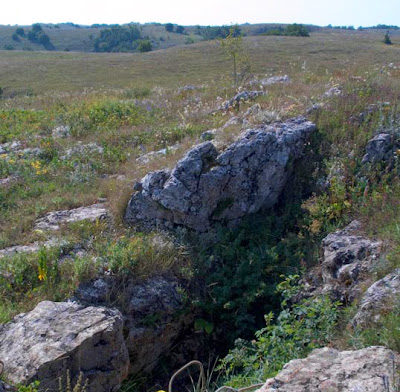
<box><xmin>0</xmin><ymin>238</ymin><xmax>60</xmax><ymax>259</ymax></box>
<box><xmin>35</xmin><ymin>203</ymin><xmax>109</xmax><ymax>231</ymax></box>
<box><xmin>0</xmin><ymin>301</ymin><xmax>129</xmax><ymax>392</ymax></box>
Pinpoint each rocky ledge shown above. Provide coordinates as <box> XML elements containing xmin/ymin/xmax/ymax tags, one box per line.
<box><xmin>125</xmin><ymin>117</ymin><xmax>316</xmax><ymax>232</ymax></box>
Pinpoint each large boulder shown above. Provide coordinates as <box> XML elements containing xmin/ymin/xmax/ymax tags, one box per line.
<box><xmin>76</xmin><ymin>275</ymin><xmax>191</xmax><ymax>374</ymax></box>
<box><xmin>257</xmin><ymin>346</ymin><xmax>400</xmax><ymax>392</ymax></box>
<box><xmin>302</xmin><ymin>221</ymin><xmax>382</xmax><ymax>303</ymax></box>
<box><xmin>125</xmin><ymin>117</ymin><xmax>316</xmax><ymax>232</ymax></box>
<box><xmin>352</xmin><ymin>269</ymin><xmax>400</xmax><ymax>327</ymax></box>
<box><xmin>0</xmin><ymin>301</ymin><xmax>129</xmax><ymax>392</ymax></box>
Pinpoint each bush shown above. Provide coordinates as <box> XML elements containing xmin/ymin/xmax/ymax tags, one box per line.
<box><xmin>15</xmin><ymin>27</ymin><xmax>25</xmax><ymax>37</ymax></box>
<box><xmin>219</xmin><ymin>275</ymin><xmax>340</xmax><ymax>386</ymax></box>
<box><xmin>12</xmin><ymin>33</ymin><xmax>20</xmax><ymax>42</ymax></box>
<box><xmin>165</xmin><ymin>23</ymin><xmax>174</xmax><ymax>32</ymax></box>
<box><xmin>384</xmin><ymin>31</ymin><xmax>392</xmax><ymax>45</ymax></box>
<box><xmin>93</xmin><ymin>25</ymin><xmax>142</xmax><ymax>52</ymax></box>
<box><xmin>137</xmin><ymin>39</ymin><xmax>152</xmax><ymax>52</ymax></box>
<box><xmin>176</xmin><ymin>25</ymin><xmax>185</xmax><ymax>34</ymax></box>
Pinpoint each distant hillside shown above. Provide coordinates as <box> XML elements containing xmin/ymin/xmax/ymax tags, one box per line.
<box><xmin>0</xmin><ymin>22</ymin><xmax>320</xmax><ymax>52</ymax></box>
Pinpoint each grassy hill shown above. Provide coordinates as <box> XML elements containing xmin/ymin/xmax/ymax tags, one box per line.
<box><xmin>0</xmin><ymin>28</ymin><xmax>400</xmax><ymax>96</ymax></box>
<box><xmin>0</xmin><ymin>22</ymin><xmax>325</xmax><ymax>53</ymax></box>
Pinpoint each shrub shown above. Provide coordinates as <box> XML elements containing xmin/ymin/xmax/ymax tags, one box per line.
<box><xmin>165</xmin><ymin>23</ymin><xmax>174</xmax><ymax>32</ymax></box>
<box><xmin>176</xmin><ymin>25</ymin><xmax>185</xmax><ymax>34</ymax></box>
<box><xmin>219</xmin><ymin>275</ymin><xmax>340</xmax><ymax>386</ymax></box>
<box><xmin>12</xmin><ymin>33</ymin><xmax>20</xmax><ymax>42</ymax></box>
<box><xmin>384</xmin><ymin>31</ymin><xmax>392</xmax><ymax>45</ymax></box>
<box><xmin>93</xmin><ymin>25</ymin><xmax>142</xmax><ymax>52</ymax></box>
<box><xmin>137</xmin><ymin>39</ymin><xmax>152</xmax><ymax>52</ymax></box>
<box><xmin>15</xmin><ymin>27</ymin><xmax>25</xmax><ymax>37</ymax></box>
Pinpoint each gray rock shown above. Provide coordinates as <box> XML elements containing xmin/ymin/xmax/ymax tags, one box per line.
<box><xmin>0</xmin><ymin>177</ymin><xmax>17</xmax><ymax>188</ymax></box>
<box><xmin>76</xmin><ymin>275</ymin><xmax>190</xmax><ymax>374</ymax></box>
<box><xmin>362</xmin><ymin>133</ymin><xmax>392</xmax><ymax>164</ymax></box>
<box><xmin>35</xmin><ymin>203</ymin><xmax>109</xmax><ymax>231</ymax></box>
<box><xmin>352</xmin><ymin>269</ymin><xmax>400</xmax><ymax>327</ymax></box>
<box><xmin>52</xmin><ymin>125</ymin><xmax>71</xmax><ymax>139</ymax></box>
<box><xmin>0</xmin><ymin>238</ymin><xmax>61</xmax><ymax>259</ymax></box>
<box><xmin>323</xmin><ymin>86</ymin><xmax>342</xmax><ymax>98</ymax></box>
<box><xmin>0</xmin><ymin>301</ymin><xmax>129</xmax><ymax>392</ymax></box>
<box><xmin>0</xmin><ymin>141</ymin><xmax>22</xmax><ymax>155</ymax></box>
<box><xmin>257</xmin><ymin>346</ymin><xmax>399</xmax><ymax>392</ymax></box>
<box><xmin>136</xmin><ymin>144</ymin><xmax>179</xmax><ymax>164</ymax></box>
<box><xmin>302</xmin><ymin>221</ymin><xmax>382</xmax><ymax>303</ymax></box>
<box><xmin>259</xmin><ymin>75</ymin><xmax>291</xmax><ymax>86</ymax></box>
<box><xmin>125</xmin><ymin>117</ymin><xmax>316</xmax><ymax>232</ymax></box>
<box><xmin>220</xmin><ymin>91</ymin><xmax>265</xmax><ymax>110</ymax></box>
<box><xmin>61</xmin><ymin>143</ymin><xmax>104</xmax><ymax>160</ymax></box>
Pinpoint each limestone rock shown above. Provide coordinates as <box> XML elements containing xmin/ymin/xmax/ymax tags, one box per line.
<box><xmin>125</xmin><ymin>117</ymin><xmax>316</xmax><ymax>232</ymax></box>
<box><xmin>258</xmin><ymin>346</ymin><xmax>399</xmax><ymax>392</ymax></box>
<box><xmin>52</xmin><ymin>125</ymin><xmax>71</xmax><ymax>139</ymax></box>
<box><xmin>136</xmin><ymin>144</ymin><xmax>179</xmax><ymax>164</ymax></box>
<box><xmin>362</xmin><ymin>133</ymin><xmax>392</xmax><ymax>164</ymax></box>
<box><xmin>61</xmin><ymin>143</ymin><xmax>104</xmax><ymax>160</ymax></box>
<box><xmin>76</xmin><ymin>275</ymin><xmax>190</xmax><ymax>374</ymax></box>
<box><xmin>302</xmin><ymin>221</ymin><xmax>382</xmax><ymax>303</ymax></box>
<box><xmin>35</xmin><ymin>203</ymin><xmax>108</xmax><ymax>231</ymax></box>
<box><xmin>323</xmin><ymin>86</ymin><xmax>342</xmax><ymax>98</ymax></box>
<box><xmin>259</xmin><ymin>75</ymin><xmax>291</xmax><ymax>86</ymax></box>
<box><xmin>352</xmin><ymin>269</ymin><xmax>400</xmax><ymax>327</ymax></box>
<box><xmin>0</xmin><ymin>238</ymin><xmax>61</xmax><ymax>259</ymax></box>
<box><xmin>0</xmin><ymin>301</ymin><xmax>129</xmax><ymax>392</ymax></box>
<box><xmin>220</xmin><ymin>91</ymin><xmax>265</xmax><ymax>110</ymax></box>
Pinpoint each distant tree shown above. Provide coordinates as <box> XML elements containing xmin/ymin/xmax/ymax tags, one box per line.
<box><xmin>15</xmin><ymin>27</ymin><xmax>25</xmax><ymax>37</ymax></box>
<box><xmin>93</xmin><ymin>25</ymin><xmax>142</xmax><ymax>52</ymax></box>
<box><xmin>384</xmin><ymin>31</ymin><xmax>392</xmax><ymax>45</ymax></box>
<box><xmin>32</xmin><ymin>23</ymin><xmax>42</xmax><ymax>33</ymax></box>
<box><xmin>284</xmin><ymin>24</ymin><xmax>309</xmax><ymax>37</ymax></box>
<box><xmin>176</xmin><ymin>25</ymin><xmax>185</xmax><ymax>34</ymax></box>
<box><xmin>165</xmin><ymin>23</ymin><xmax>174</xmax><ymax>32</ymax></box>
<box><xmin>12</xmin><ymin>33</ymin><xmax>20</xmax><ymax>42</ymax></box>
<box><xmin>137</xmin><ymin>39</ymin><xmax>152</xmax><ymax>52</ymax></box>
<box><xmin>220</xmin><ymin>25</ymin><xmax>250</xmax><ymax>86</ymax></box>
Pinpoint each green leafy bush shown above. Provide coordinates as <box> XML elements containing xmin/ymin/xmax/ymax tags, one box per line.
<box><xmin>219</xmin><ymin>275</ymin><xmax>340</xmax><ymax>386</ymax></box>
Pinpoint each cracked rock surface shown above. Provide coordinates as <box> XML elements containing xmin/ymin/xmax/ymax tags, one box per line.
<box><xmin>257</xmin><ymin>346</ymin><xmax>400</xmax><ymax>392</ymax></box>
<box><xmin>0</xmin><ymin>301</ymin><xmax>129</xmax><ymax>392</ymax></box>
<box><xmin>125</xmin><ymin>117</ymin><xmax>316</xmax><ymax>232</ymax></box>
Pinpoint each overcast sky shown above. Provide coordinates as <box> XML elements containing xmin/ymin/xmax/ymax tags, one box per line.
<box><xmin>2</xmin><ymin>0</ymin><xmax>400</xmax><ymax>27</ymax></box>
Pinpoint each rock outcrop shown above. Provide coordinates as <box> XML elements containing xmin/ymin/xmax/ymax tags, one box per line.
<box><xmin>257</xmin><ymin>346</ymin><xmax>399</xmax><ymax>392</ymax></box>
<box><xmin>362</xmin><ymin>133</ymin><xmax>393</xmax><ymax>164</ymax></box>
<box><xmin>352</xmin><ymin>268</ymin><xmax>400</xmax><ymax>327</ymax></box>
<box><xmin>220</xmin><ymin>91</ymin><xmax>265</xmax><ymax>110</ymax></box>
<box><xmin>125</xmin><ymin>117</ymin><xmax>316</xmax><ymax>232</ymax></box>
<box><xmin>302</xmin><ymin>221</ymin><xmax>382</xmax><ymax>303</ymax></box>
<box><xmin>76</xmin><ymin>275</ymin><xmax>191</xmax><ymax>374</ymax></box>
<box><xmin>0</xmin><ymin>301</ymin><xmax>129</xmax><ymax>392</ymax></box>
<box><xmin>35</xmin><ymin>203</ymin><xmax>109</xmax><ymax>231</ymax></box>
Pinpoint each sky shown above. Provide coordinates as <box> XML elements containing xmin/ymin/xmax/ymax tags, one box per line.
<box><xmin>2</xmin><ymin>0</ymin><xmax>400</xmax><ymax>27</ymax></box>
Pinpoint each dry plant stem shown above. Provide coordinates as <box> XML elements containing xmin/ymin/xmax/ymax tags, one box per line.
<box><xmin>168</xmin><ymin>360</ymin><xmax>206</xmax><ymax>392</ymax></box>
